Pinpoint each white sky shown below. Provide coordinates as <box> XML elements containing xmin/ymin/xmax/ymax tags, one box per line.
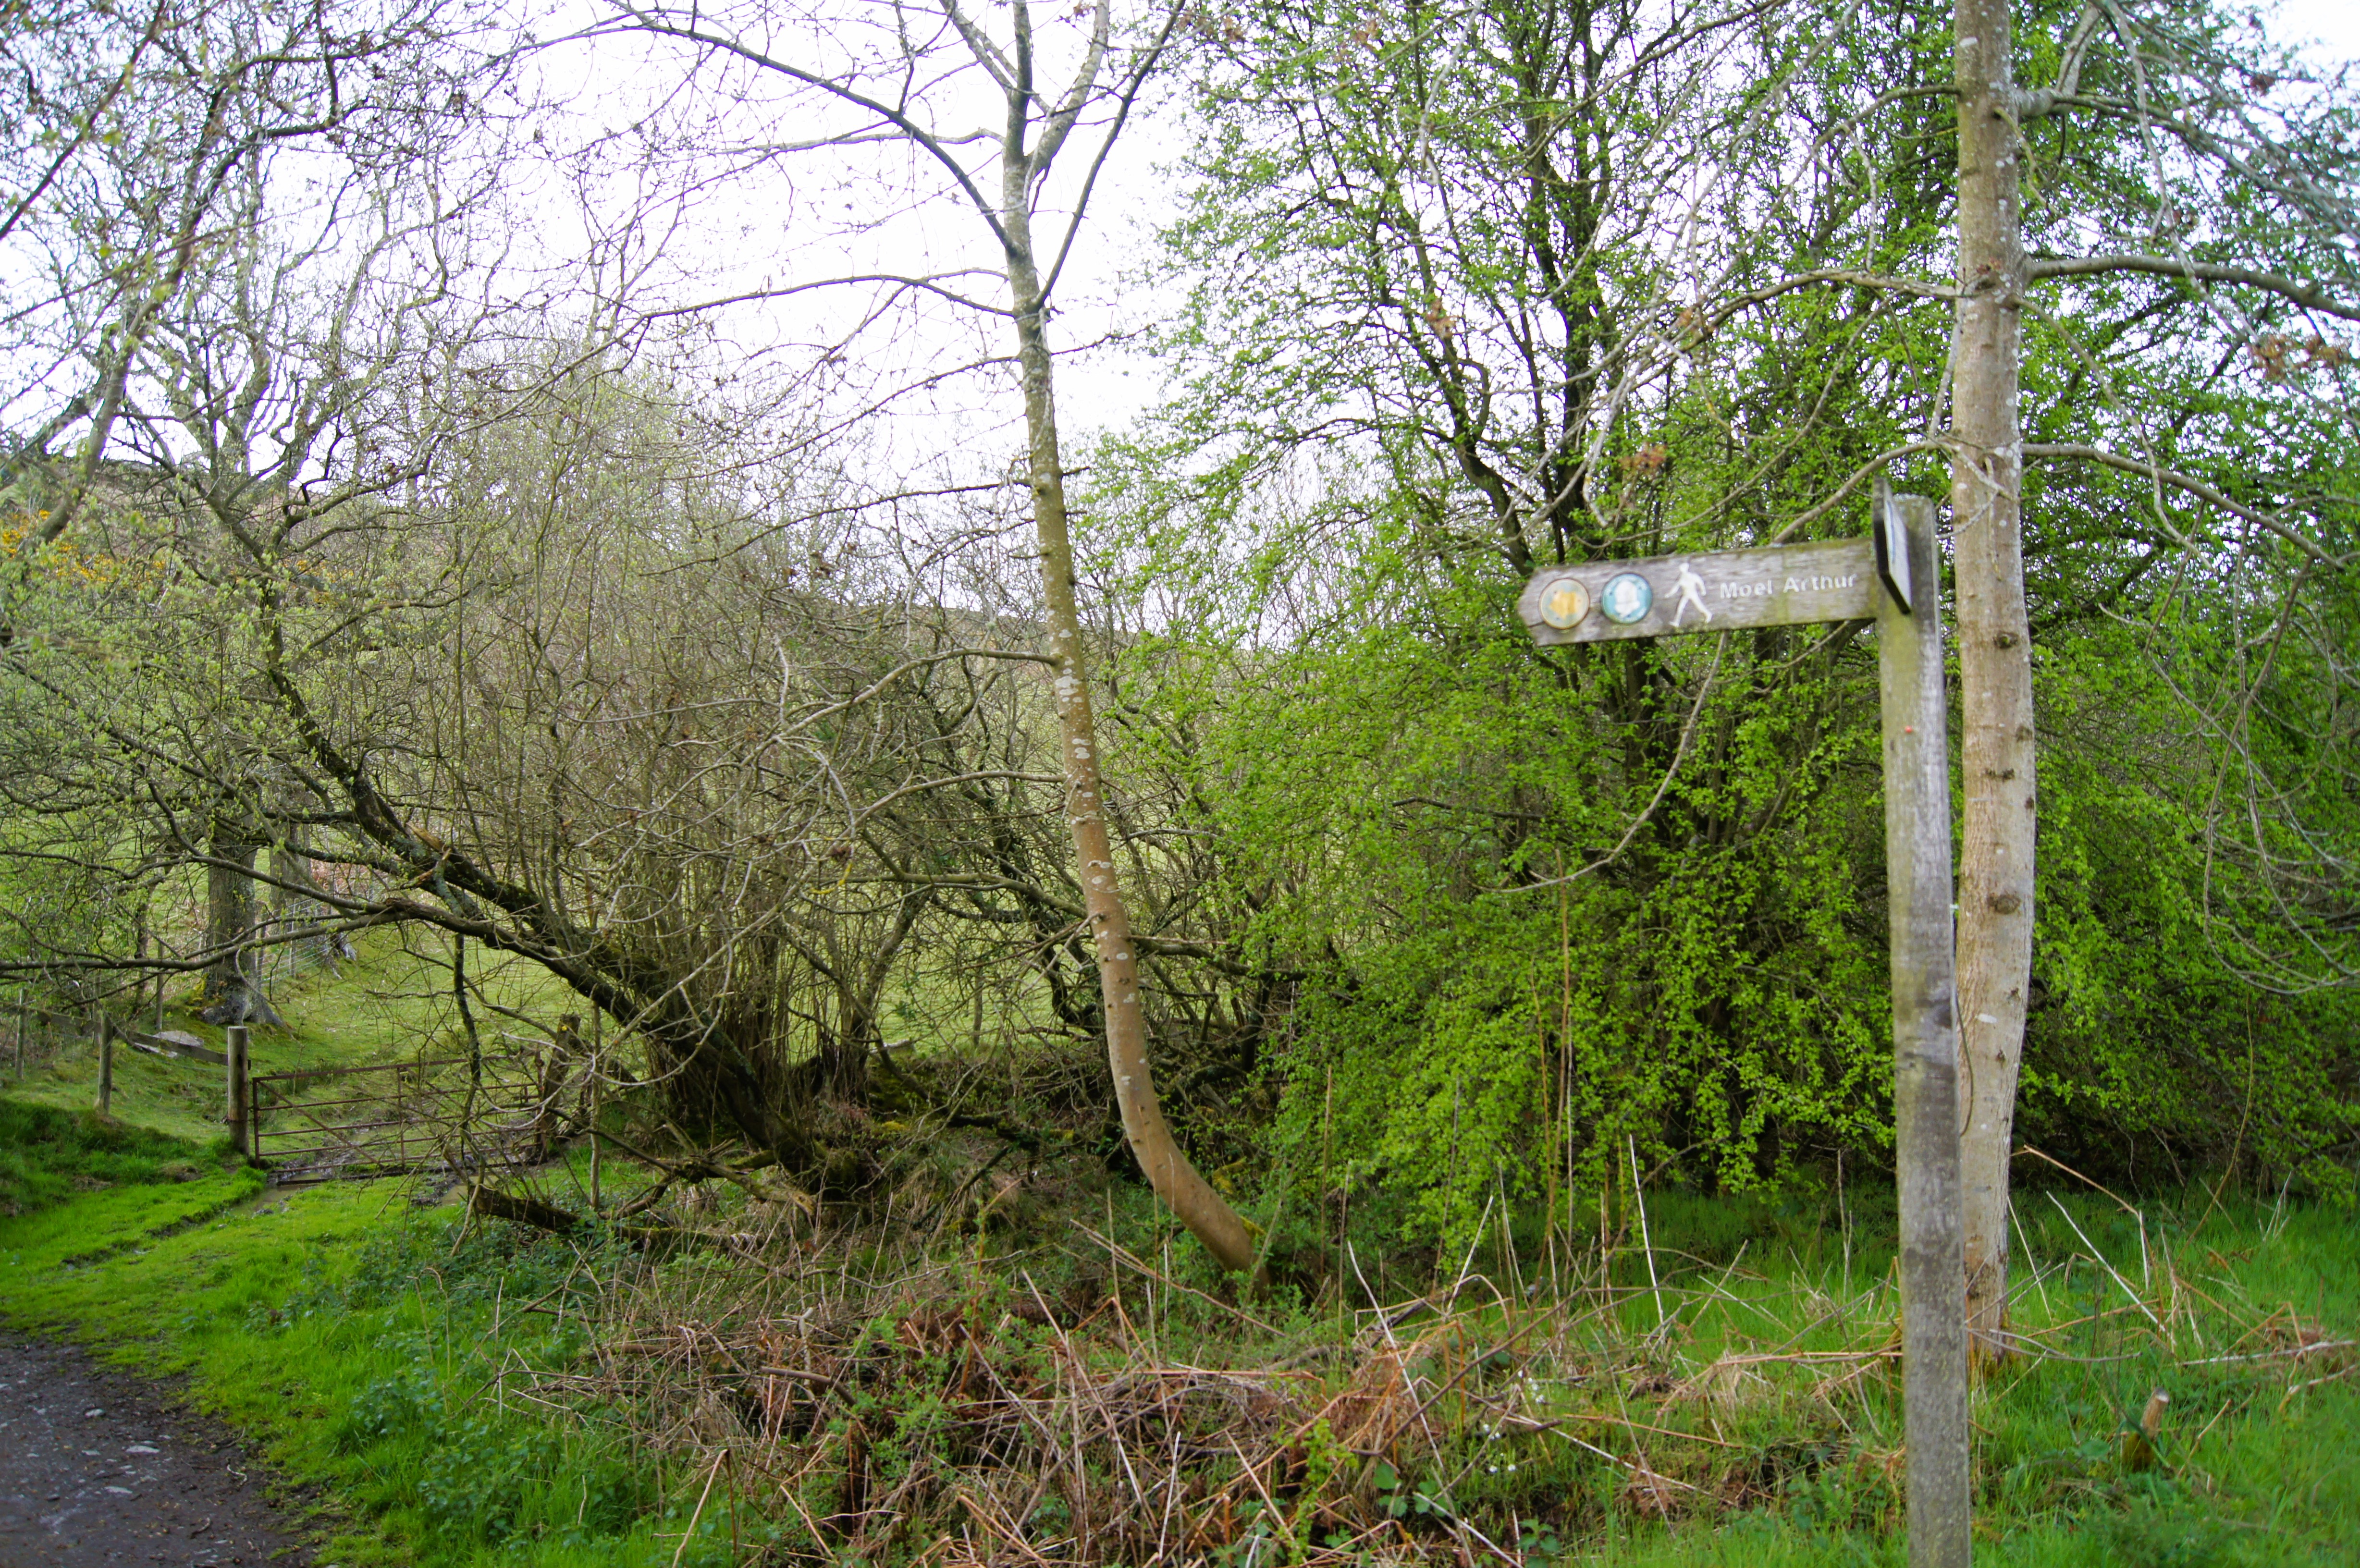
<box><xmin>2274</xmin><ymin>0</ymin><xmax>2360</xmax><ymax>61</ymax></box>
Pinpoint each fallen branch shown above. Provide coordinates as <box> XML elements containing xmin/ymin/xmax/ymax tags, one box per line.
<box><xmin>463</xmin><ymin>1181</ymin><xmax>758</xmax><ymax>1255</ymax></box>
<box><xmin>590</xmin><ymin>1130</ymin><xmax>816</xmax><ymax>1220</ymax></box>
<box><xmin>467</xmin><ymin>1181</ymin><xmax>588</xmax><ymax>1234</ymax></box>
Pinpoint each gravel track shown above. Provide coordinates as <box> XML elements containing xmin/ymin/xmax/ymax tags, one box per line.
<box><xmin>0</xmin><ymin>1333</ymin><xmax>314</xmax><ymax>1568</ymax></box>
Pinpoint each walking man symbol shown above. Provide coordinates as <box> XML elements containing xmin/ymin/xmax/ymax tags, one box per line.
<box><xmin>1669</xmin><ymin>561</ymin><xmax>1713</xmax><ymax>628</ymax></box>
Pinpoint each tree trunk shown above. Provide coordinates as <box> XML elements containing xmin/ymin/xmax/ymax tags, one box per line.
<box><xmin>272</xmin><ymin>827</ymin><xmax>345</xmax><ymax>969</ymax></box>
<box><xmin>1952</xmin><ymin>0</ymin><xmax>2036</xmax><ymax>1361</ymax></box>
<box><xmin>202</xmin><ymin>831</ymin><xmax>283</xmax><ymax>1027</ymax></box>
<box><xmin>1000</xmin><ymin>133</ymin><xmax>1259</xmax><ymax>1274</ymax></box>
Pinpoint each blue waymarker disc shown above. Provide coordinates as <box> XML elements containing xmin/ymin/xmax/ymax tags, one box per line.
<box><xmin>1599</xmin><ymin>572</ymin><xmax>1654</xmax><ymax>625</ymax></box>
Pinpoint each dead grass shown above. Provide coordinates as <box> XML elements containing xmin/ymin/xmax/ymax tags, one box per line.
<box><xmin>431</xmin><ymin>1167</ymin><xmax>2360</xmax><ymax>1567</ymax></box>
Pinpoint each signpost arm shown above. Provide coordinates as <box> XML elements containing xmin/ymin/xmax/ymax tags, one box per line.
<box><xmin>1878</xmin><ymin>494</ymin><xmax>1970</xmax><ymax>1566</ymax></box>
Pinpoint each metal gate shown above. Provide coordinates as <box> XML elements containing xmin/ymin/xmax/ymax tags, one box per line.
<box><xmin>248</xmin><ymin>1057</ymin><xmax>546</xmax><ymax>1180</ymax></box>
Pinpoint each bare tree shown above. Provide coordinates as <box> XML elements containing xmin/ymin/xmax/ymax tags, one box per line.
<box><xmin>587</xmin><ymin>0</ymin><xmax>1259</xmax><ymax>1266</ymax></box>
<box><xmin>0</xmin><ymin>54</ymin><xmax>507</xmax><ymax>1019</ymax></box>
<box><xmin>1945</xmin><ymin>0</ymin><xmax>2360</xmax><ymax>1354</ymax></box>
<box><xmin>1950</xmin><ymin>0</ymin><xmax>2038</xmax><ymax>1360</ymax></box>
<box><xmin>0</xmin><ymin>0</ymin><xmax>478</xmax><ymax>623</ymax></box>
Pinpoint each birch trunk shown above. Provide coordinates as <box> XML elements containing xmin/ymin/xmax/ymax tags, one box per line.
<box><xmin>996</xmin><ymin>22</ymin><xmax>1259</xmax><ymax>1274</ymax></box>
<box><xmin>1953</xmin><ymin>0</ymin><xmax>2036</xmax><ymax>1360</ymax></box>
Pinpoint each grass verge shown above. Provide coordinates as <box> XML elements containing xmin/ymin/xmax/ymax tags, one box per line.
<box><xmin>0</xmin><ymin>1141</ymin><xmax>690</xmax><ymax>1566</ymax></box>
<box><xmin>0</xmin><ymin>1096</ymin><xmax>225</xmax><ymax>1217</ymax></box>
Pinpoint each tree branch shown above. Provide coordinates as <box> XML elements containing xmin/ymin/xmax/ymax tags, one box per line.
<box><xmin>2027</xmin><ymin>255</ymin><xmax>2360</xmax><ymax>323</ymax></box>
<box><xmin>602</xmin><ymin>5</ymin><xmax>1013</xmax><ymax>252</ymax></box>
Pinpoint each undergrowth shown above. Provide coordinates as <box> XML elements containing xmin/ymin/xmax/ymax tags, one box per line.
<box><xmin>465</xmin><ymin>1175</ymin><xmax>2355</xmax><ymax>1567</ymax></box>
<box><xmin>4</xmin><ymin>1148</ymin><xmax>2354</xmax><ymax>1566</ymax></box>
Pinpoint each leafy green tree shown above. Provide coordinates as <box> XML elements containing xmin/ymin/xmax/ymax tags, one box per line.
<box><xmin>1099</xmin><ymin>0</ymin><xmax>2359</xmax><ymax>1279</ymax></box>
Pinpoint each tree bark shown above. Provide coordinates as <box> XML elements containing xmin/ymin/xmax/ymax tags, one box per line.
<box><xmin>996</xmin><ymin>24</ymin><xmax>1258</xmax><ymax>1273</ymax></box>
<box><xmin>202</xmin><ymin>829</ymin><xmax>283</xmax><ymax>1027</ymax></box>
<box><xmin>1952</xmin><ymin>0</ymin><xmax>2036</xmax><ymax>1361</ymax></box>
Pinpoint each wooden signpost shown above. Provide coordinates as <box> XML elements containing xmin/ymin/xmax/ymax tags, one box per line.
<box><xmin>1518</xmin><ymin>487</ymin><xmax>1969</xmax><ymax>1568</ymax></box>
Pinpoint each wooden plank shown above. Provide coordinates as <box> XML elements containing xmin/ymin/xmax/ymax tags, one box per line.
<box><xmin>1873</xmin><ymin>477</ymin><xmax>1914</xmax><ymax>614</ymax></box>
<box><xmin>1518</xmin><ymin>537</ymin><xmax>1877</xmax><ymax>644</ymax></box>
<box><xmin>226</xmin><ymin>1025</ymin><xmax>250</xmax><ymax>1159</ymax></box>
<box><xmin>1876</xmin><ymin>495</ymin><xmax>1970</xmax><ymax>1562</ymax></box>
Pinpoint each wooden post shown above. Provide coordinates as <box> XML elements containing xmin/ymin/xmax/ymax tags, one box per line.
<box><xmin>1877</xmin><ymin>492</ymin><xmax>1970</xmax><ymax>1567</ymax></box>
<box><xmin>588</xmin><ymin>1009</ymin><xmax>603</xmax><ymax>1213</ymax></box>
<box><xmin>96</xmin><ymin>1014</ymin><xmax>113</xmax><ymax>1115</ymax></box>
<box><xmin>1517</xmin><ymin>497</ymin><xmax>1971</xmax><ymax>1561</ymax></box>
<box><xmin>226</xmin><ymin>1023</ymin><xmax>251</xmax><ymax>1158</ymax></box>
<box><xmin>12</xmin><ymin>988</ymin><xmax>23</xmax><ymax>1081</ymax></box>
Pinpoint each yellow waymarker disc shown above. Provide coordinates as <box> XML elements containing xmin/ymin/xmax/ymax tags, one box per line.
<box><xmin>1540</xmin><ymin>576</ymin><xmax>1590</xmax><ymax>629</ymax></box>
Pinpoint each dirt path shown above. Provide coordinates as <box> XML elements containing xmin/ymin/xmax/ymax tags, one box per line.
<box><xmin>0</xmin><ymin>1333</ymin><xmax>314</xmax><ymax>1568</ymax></box>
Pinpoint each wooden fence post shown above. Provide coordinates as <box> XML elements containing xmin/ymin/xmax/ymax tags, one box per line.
<box><xmin>96</xmin><ymin>1014</ymin><xmax>114</xmax><ymax>1115</ymax></box>
<box><xmin>1877</xmin><ymin>492</ymin><xmax>1971</xmax><ymax>1567</ymax></box>
<box><xmin>226</xmin><ymin>1024</ymin><xmax>251</xmax><ymax>1158</ymax></box>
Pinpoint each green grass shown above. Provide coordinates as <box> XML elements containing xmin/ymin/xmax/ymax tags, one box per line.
<box><xmin>1655</xmin><ymin>1211</ymin><xmax>2360</xmax><ymax>1565</ymax></box>
<box><xmin>1328</xmin><ymin>1182</ymin><xmax>2360</xmax><ymax>1566</ymax></box>
<box><xmin>0</xmin><ymin>917</ymin><xmax>682</xmax><ymax>1568</ymax></box>
<box><xmin>6</xmin><ymin>996</ymin><xmax>2355</xmax><ymax>1568</ymax></box>
<box><xmin>0</xmin><ymin>1096</ymin><xmax>227</xmax><ymax>1217</ymax></box>
<box><xmin>4</xmin><ymin>1159</ymin><xmax>2354</xmax><ymax>1565</ymax></box>
<box><xmin>0</xmin><ymin>1164</ymin><xmax>713</xmax><ymax>1567</ymax></box>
